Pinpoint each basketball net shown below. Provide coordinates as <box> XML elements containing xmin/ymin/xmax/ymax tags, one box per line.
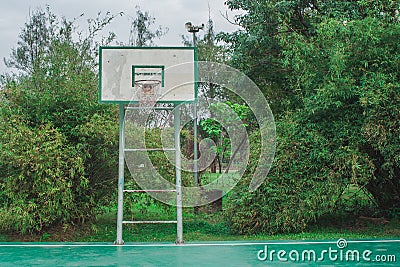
<box><xmin>134</xmin><ymin>80</ymin><xmax>161</xmax><ymax>108</ymax></box>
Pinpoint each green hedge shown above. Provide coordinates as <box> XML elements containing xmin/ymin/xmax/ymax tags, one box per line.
<box><xmin>224</xmin><ymin>113</ymin><xmax>375</xmax><ymax>234</ymax></box>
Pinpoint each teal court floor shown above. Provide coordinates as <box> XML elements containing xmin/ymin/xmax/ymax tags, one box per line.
<box><xmin>0</xmin><ymin>239</ymin><xmax>398</xmax><ymax>266</ymax></box>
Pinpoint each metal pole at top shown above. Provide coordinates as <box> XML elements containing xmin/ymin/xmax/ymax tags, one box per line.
<box><xmin>185</xmin><ymin>22</ymin><xmax>203</xmax><ymax>214</ymax></box>
<box><xmin>185</xmin><ymin>22</ymin><xmax>204</xmax><ymax>46</ymax></box>
<box><xmin>192</xmin><ymin>32</ymin><xmax>196</xmax><ymax>47</ymax></box>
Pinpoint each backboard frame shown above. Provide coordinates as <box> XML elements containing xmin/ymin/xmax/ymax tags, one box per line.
<box><xmin>99</xmin><ymin>46</ymin><xmax>198</xmax><ymax>104</ymax></box>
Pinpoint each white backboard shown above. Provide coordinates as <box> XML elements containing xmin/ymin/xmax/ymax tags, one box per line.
<box><xmin>99</xmin><ymin>47</ymin><xmax>197</xmax><ymax>103</ymax></box>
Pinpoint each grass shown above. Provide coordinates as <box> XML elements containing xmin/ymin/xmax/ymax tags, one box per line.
<box><xmin>81</xmin><ymin>208</ymin><xmax>399</xmax><ymax>243</ymax></box>
<box><xmin>3</xmin><ymin>205</ymin><xmax>397</xmax><ymax>243</ymax></box>
<box><xmin>0</xmin><ymin>183</ymin><xmax>398</xmax><ymax>243</ymax></box>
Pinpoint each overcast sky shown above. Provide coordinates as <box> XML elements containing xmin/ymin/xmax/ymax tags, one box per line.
<box><xmin>0</xmin><ymin>0</ymin><xmax>242</xmax><ymax>73</ymax></box>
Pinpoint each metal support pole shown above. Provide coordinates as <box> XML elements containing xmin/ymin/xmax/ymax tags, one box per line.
<box><xmin>193</xmin><ymin>104</ymin><xmax>198</xmax><ymax>186</ymax></box>
<box><xmin>192</xmin><ymin>32</ymin><xmax>196</xmax><ymax>47</ymax></box>
<box><xmin>193</xmin><ymin>103</ymin><xmax>199</xmax><ymax>214</ymax></box>
<box><xmin>115</xmin><ymin>104</ymin><xmax>125</xmax><ymax>245</ymax></box>
<box><xmin>191</xmin><ymin>24</ymin><xmax>199</xmax><ymax>215</ymax></box>
<box><xmin>174</xmin><ymin>105</ymin><xmax>183</xmax><ymax>244</ymax></box>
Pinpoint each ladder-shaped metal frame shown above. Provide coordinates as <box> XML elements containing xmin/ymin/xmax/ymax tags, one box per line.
<box><xmin>115</xmin><ymin>104</ymin><xmax>183</xmax><ymax>245</ymax></box>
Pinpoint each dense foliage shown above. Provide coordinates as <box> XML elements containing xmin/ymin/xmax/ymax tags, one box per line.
<box><xmin>224</xmin><ymin>0</ymin><xmax>400</xmax><ymax>234</ymax></box>
<box><xmin>0</xmin><ymin>7</ymin><xmax>119</xmax><ymax>233</ymax></box>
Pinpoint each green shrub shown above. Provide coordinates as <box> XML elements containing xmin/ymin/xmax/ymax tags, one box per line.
<box><xmin>0</xmin><ymin>120</ymin><xmax>87</xmax><ymax>233</ymax></box>
<box><xmin>224</xmin><ymin>112</ymin><xmax>375</xmax><ymax>234</ymax></box>
<box><xmin>75</xmin><ymin>113</ymin><xmax>119</xmax><ymax>206</ymax></box>
<box><xmin>0</xmin><ymin>7</ymin><xmax>119</xmax><ymax>233</ymax></box>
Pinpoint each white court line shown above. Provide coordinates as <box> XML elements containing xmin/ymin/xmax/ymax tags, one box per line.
<box><xmin>0</xmin><ymin>240</ymin><xmax>398</xmax><ymax>248</ymax></box>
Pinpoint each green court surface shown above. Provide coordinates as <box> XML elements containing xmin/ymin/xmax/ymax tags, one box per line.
<box><xmin>0</xmin><ymin>239</ymin><xmax>398</xmax><ymax>266</ymax></box>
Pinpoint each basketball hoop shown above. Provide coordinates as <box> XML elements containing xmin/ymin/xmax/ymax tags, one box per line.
<box><xmin>134</xmin><ymin>79</ymin><xmax>162</xmax><ymax>107</ymax></box>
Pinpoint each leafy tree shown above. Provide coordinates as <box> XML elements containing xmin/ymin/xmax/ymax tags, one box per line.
<box><xmin>128</xmin><ymin>6</ymin><xmax>167</xmax><ymax>46</ymax></box>
<box><xmin>219</xmin><ymin>0</ymin><xmax>290</xmax><ymax>114</ymax></box>
<box><xmin>0</xmin><ymin>6</ymin><xmax>119</xmax><ymax>233</ymax></box>
<box><xmin>223</xmin><ymin>0</ymin><xmax>400</xmax><ymax>234</ymax></box>
<box><xmin>198</xmin><ymin>13</ymin><xmax>229</xmax><ymax>63</ymax></box>
<box><xmin>5</xmin><ymin>6</ymin><xmax>117</xmax><ymax>74</ymax></box>
<box><xmin>199</xmin><ymin>102</ymin><xmax>250</xmax><ymax>173</ymax></box>
<box><xmin>278</xmin><ymin>11</ymin><xmax>400</xmax><ymax>216</ymax></box>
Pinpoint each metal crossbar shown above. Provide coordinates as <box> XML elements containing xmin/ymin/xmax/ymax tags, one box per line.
<box><xmin>125</xmin><ymin>106</ymin><xmax>174</xmax><ymax>111</ymax></box>
<box><xmin>123</xmin><ymin>220</ymin><xmax>177</xmax><ymax>224</ymax></box>
<box><xmin>124</xmin><ymin>148</ymin><xmax>175</xmax><ymax>152</ymax></box>
<box><xmin>123</xmin><ymin>189</ymin><xmax>176</xmax><ymax>193</ymax></box>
